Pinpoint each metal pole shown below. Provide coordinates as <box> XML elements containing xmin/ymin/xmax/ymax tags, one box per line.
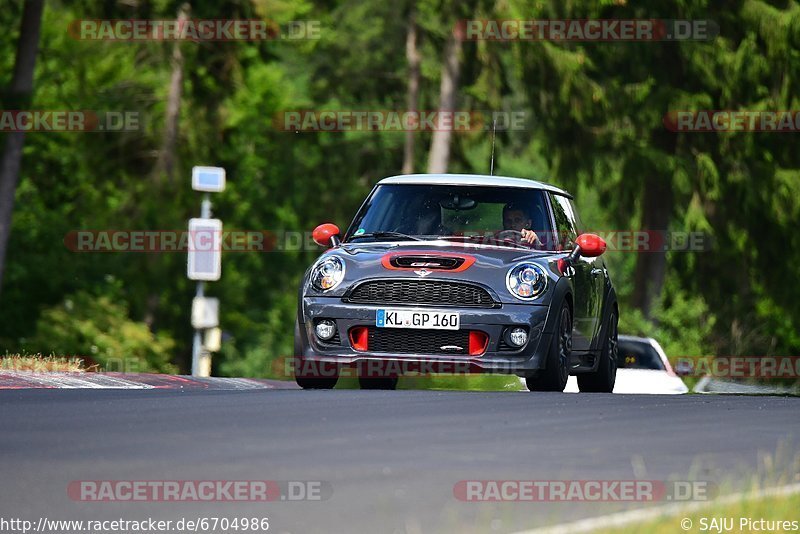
<box><xmin>191</xmin><ymin>281</ymin><xmax>205</xmax><ymax>376</ymax></box>
<box><xmin>200</xmin><ymin>192</ymin><xmax>211</xmax><ymax>219</ymax></box>
<box><xmin>191</xmin><ymin>193</ymin><xmax>212</xmax><ymax>377</ymax></box>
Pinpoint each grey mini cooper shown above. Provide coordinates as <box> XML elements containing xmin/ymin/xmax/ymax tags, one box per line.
<box><xmin>295</xmin><ymin>174</ymin><xmax>618</xmax><ymax>392</ymax></box>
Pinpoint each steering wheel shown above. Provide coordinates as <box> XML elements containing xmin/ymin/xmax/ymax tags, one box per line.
<box><xmin>495</xmin><ymin>229</ymin><xmax>523</xmax><ymax>241</ymax></box>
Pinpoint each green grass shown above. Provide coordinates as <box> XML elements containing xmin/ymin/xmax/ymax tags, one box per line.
<box><xmin>1</xmin><ymin>353</ymin><xmax>86</xmax><ymax>372</ymax></box>
<box><xmin>594</xmin><ymin>487</ymin><xmax>800</xmax><ymax>534</ymax></box>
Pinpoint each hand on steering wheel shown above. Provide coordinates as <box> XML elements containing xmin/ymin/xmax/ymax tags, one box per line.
<box><xmin>496</xmin><ymin>229</ymin><xmax>538</xmax><ymax>244</ymax></box>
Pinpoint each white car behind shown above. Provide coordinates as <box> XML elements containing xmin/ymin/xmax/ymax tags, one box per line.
<box><xmin>564</xmin><ymin>335</ymin><xmax>688</xmax><ymax>394</ymax></box>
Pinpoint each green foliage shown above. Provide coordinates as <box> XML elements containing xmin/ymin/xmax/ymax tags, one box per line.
<box><xmin>619</xmin><ymin>286</ymin><xmax>716</xmax><ymax>360</ymax></box>
<box><xmin>27</xmin><ymin>283</ymin><xmax>177</xmax><ymax>374</ymax></box>
<box><xmin>1</xmin><ymin>0</ymin><xmax>798</xmax><ymax>387</ymax></box>
<box><xmin>217</xmin><ymin>291</ymin><xmax>296</xmax><ymax>378</ymax></box>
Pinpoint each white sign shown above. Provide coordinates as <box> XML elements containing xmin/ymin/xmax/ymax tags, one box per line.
<box><xmin>187</xmin><ymin>218</ymin><xmax>222</xmax><ymax>281</ymax></box>
<box><xmin>204</xmin><ymin>327</ymin><xmax>222</xmax><ymax>352</ymax></box>
<box><xmin>192</xmin><ymin>166</ymin><xmax>226</xmax><ymax>193</ymax></box>
<box><xmin>191</xmin><ymin>297</ymin><xmax>219</xmax><ymax>329</ymax></box>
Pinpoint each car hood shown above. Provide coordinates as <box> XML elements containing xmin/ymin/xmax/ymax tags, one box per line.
<box><xmin>339</xmin><ymin>240</ymin><xmax>554</xmax><ymax>263</ymax></box>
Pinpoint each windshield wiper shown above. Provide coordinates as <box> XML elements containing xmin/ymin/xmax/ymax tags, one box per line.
<box><xmin>348</xmin><ymin>231</ymin><xmax>424</xmax><ymax>242</ymax></box>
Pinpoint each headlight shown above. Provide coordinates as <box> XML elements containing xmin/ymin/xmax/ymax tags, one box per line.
<box><xmin>506</xmin><ymin>262</ymin><xmax>547</xmax><ymax>300</ymax></box>
<box><xmin>310</xmin><ymin>256</ymin><xmax>345</xmax><ymax>291</ymax></box>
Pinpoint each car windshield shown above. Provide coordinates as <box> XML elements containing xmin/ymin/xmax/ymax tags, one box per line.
<box><xmin>345</xmin><ymin>184</ymin><xmax>557</xmax><ymax>250</ymax></box>
<box><xmin>616</xmin><ymin>340</ymin><xmax>666</xmax><ymax>370</ymax></box>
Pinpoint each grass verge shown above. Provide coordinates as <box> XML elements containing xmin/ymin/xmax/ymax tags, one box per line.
<box><xmin>1</xmin><ymin>353</ymin><xmax>86</xmax><ymax>372</ymax></box>
<box><xmin>593</xmin><ymin>486</ymin><xmax>800</xmax><ymax>534</ymax></box>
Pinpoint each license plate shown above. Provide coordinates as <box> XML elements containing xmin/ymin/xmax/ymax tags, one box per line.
<box><xmin>376</xmin><ymin>309</ymin><xmax>460</xmax><ymax>330</ymax></box>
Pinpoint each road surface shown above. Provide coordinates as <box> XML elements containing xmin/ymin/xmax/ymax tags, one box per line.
<box><xmin>1</xmin><ymin>389</ymin><xmax>798</xmax><ymax>533</ymax></box>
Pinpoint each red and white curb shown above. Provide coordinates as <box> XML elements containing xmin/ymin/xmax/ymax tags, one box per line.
<box><xmin>0</xmin><ymin>371</ymin><xmax>298</xmax><ymax>390</ymax></box>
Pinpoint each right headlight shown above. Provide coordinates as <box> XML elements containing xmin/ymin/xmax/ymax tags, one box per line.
<box><xmin>506</xmin><ymin>262</ymin><xmax>547</xmax><ymax>300</ymax></box>
<box><xmin>310</xmin><ymin>256</ymin><xmax>345</xmax><ymax>291</ymax></box>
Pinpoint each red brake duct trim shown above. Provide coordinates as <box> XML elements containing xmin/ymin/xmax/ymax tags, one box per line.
<box><xmin>469</xmin><ymin>331</ymin><xmax>489</xmax><ymax>356</ymax></box>
<box><xmin>349</xmin><ymin>327</ymin><xmax>369</xmax><ymax>351</ymax></box>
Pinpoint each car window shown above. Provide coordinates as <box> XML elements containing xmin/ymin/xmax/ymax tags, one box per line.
<box><xmin>616</xmin><ymin>341</ymin><xmax>666</xmax><ymax>370</ymax></box>
<box><xmin>441</xmin><ymin>202</ymin><xmax>503</xmax><ymax>233</ymax></box>
<box><xmin>347</xmin><ymin>184</ymin><xmax>558</xmax><ymax>249</ymax></box>
<box><xmin>549</xmin><ymin>193</ymin><xmax>579</xmax><ymax>250</ymax></box>
<box><xmin>567</xmin><ymin>198</ymin><xmax>584</xmax><ymax>233</ymax></box>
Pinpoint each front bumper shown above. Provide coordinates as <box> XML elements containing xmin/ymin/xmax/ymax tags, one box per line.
<box><xmin>298</xmin><ymin>296</ymin><xmax>553</xmax><ymax>374</ymax></box>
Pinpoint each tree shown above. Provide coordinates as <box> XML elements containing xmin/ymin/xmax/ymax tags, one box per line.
<box><xmin>402</xmin><ymin>6</ymin><xmax>421</xmax><ymax>174</ymax></box>
<box><xmin>0</xmin><ymin>0</ymin><xmax>44</xmax><ymax>297</ymax></box>
<box><xmin>152</xmin><ymin>3</ymin><xmax>190</xmax><ymax>184</ymax></box>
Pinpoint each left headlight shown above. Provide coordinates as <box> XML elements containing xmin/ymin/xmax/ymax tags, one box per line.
<box><xmin>310</xmin><ymin>256</ymin><xmax>345</xmax><ymax>291</ymax></box>
<box><xmin>506</xmin><ymin>262</ymin><xmax>547</xmax><ymax>300</ymax></box>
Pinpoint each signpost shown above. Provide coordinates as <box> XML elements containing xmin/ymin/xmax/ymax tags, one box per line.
<box><xmin>187</xmin><ymin>218</ymin><xmax>222</xmax><ymax>281</ymax></box>
<box><xmin>188</xmin><ymin>166</ymin><xmax>225</xmax><ymax>377</ymax></box>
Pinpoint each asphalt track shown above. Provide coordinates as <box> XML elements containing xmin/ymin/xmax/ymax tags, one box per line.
<box><xmin>1</xmin><ymin>389</ymin><xmax>798</xmax><ymax>534</ymax></box>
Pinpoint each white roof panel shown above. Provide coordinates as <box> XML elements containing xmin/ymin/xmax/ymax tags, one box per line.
<box><xmin>377</xmin><ymin>174</ymin><xmax>572</xmax><ymax>197</ymax></box>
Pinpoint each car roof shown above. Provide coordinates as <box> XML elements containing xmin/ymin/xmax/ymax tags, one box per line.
<box><xmin>377</xmin><ymin>174</ymin><xmax>573</xmax><ymax>198</ymax></box>
<box><xmin>618</xmin><ymin>335</ymin><xmax>653</xmax><ymax>343</ymax></box>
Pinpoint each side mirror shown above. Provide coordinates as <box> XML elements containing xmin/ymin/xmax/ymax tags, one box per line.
<box><xmin>568</xmin><ymin>233</ymin><xmax>607</xmax><ymax>262</ymax></box>
<box><xmin>312</xmin><ymin>223</ymin><xmax>341</xmax><ymax>248</ymax></box>
<box><xmin>576</xmin><ymin>233</ymin><xmax>607</xmax><ymax>257</ymax></box>
<box><xmin>674</xmin><ymin>359</ymin><xmax>694</xmax><ymax>377</ymax></box>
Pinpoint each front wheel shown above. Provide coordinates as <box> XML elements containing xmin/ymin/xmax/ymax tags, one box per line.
<box><xmin>296</xmin><ymin>374</ymin><xmax>339</xmax><ymax>390</ymax></box>
<box><xmin>577</xmin><ymin>309</ymin><xmax>618</xmax><ymax>393</ymax></box>
<box><xmin>358</xmin><ymin>377</ymin><xmax>399</xmax><ymax>390</ymax></box>
<box><xmin>294</xmin><ymin>320</ymin><xmax>339</xmax><ymax>390</ymax></box>
<box><xmin>526</xmin><ymin>300</ymin><xmax>571</xmax><ymax>392</ymax></box>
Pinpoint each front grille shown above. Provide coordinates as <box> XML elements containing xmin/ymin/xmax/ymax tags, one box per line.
<box><xmin>367</xmin><ymin>328</ymin><xmax>470</xmax><ymax>355</ymax></box>
<box><xmin>346</xmin><ymin>280</ymin><xmax>496</xmax><ymax>308</ymax></box>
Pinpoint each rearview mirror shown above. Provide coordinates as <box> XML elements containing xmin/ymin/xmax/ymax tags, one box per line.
<box><xmin>312</xmin><ymin>223</ymin><xmax>341</xmax><ymax>248</ymax></box>
<box><xmin>439</xmin><ymin>195</ymin><xmax>476</xmax><ymax>211</ymax></box>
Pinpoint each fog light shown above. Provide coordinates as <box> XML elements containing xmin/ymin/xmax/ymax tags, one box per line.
<box><xmin>315</xmin><ymin>320</ymin><xmax>336</xmax><ymax>341</ymax></box>
<box><xmin>507</xmin><ymin>327</ymin><xmax>528</xmax><ymax>347</ymax></box>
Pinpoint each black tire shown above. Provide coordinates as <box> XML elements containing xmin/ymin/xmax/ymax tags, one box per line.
<box><xmin>526</xmin><ymin>301</ymin><xmax>571</xmax><ymax>392</ymax></box>
<box><xmin>577</xmin><ymin>308</ymin><xmax>618</xmax><ymax>393</ymax></box>
<box><xmin>294</xmin><ymin>320</ymin><xmax>339</xmax><ymax>390</ymax></box>
<box><xmin>358</xmin><ymin>377</ymin><xmax>399</xmax><ymax>390</ymax></box>
<box><xmin>296</xmin><ymin>374</ymin><xmax>339</xmax><ymax>390</ymax></box>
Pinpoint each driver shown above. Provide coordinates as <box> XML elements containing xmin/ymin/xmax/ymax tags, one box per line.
<box><xmin>501</xmin><ymin>203</ymin><xmax>538</xmax><ymax>245</ymax></box>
